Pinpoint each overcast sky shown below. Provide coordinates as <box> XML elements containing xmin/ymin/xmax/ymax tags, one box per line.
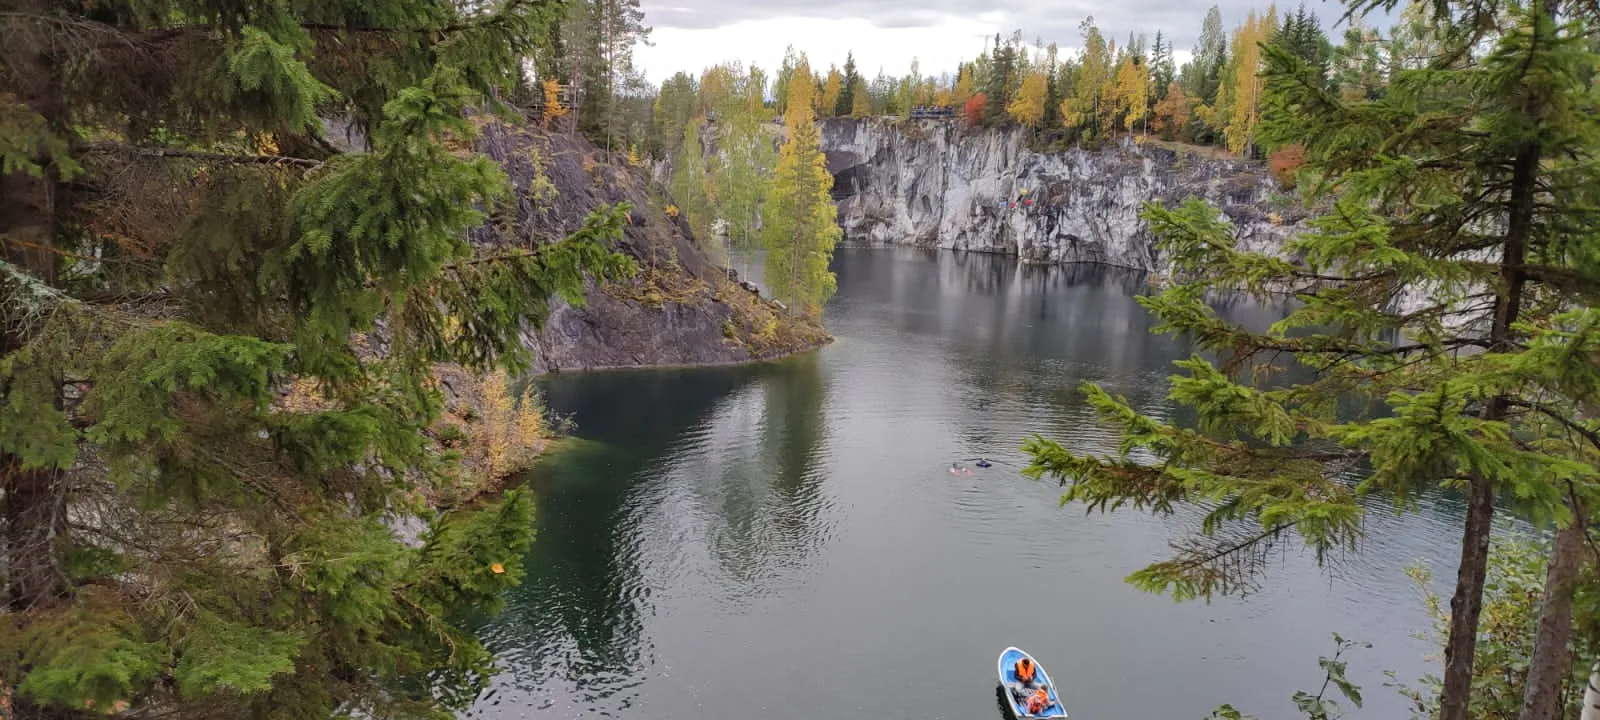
<box><xmin>633</xmin><ymin>0</ymin><xmax>1369</xmax><ymax>85</ymax></box>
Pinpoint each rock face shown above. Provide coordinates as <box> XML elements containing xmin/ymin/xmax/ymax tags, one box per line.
<box><xmin>471</xmin><ymin>120</ymin><xmax>827</xmax><ymax>374</ymax></box>
<box><xmin>820</xmin><ymin>118</ymin><xmax>1307</xmax><ymax>270</ymax></box>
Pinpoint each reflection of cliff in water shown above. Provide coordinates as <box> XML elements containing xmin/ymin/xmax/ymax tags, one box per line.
<box><xmin>465</xmin><ymin>365</ymin><xmax>770</xmax><ymax>714</ymax></box>
<box><xmin>831</xmin><ymin>248</ymin><xmax>1189</xmax><ymax>372</ymax></box>
<box><xmin>830</xmin><ymin>248</ymin><xmax>1305</xmax><ymax>452</ymax></box>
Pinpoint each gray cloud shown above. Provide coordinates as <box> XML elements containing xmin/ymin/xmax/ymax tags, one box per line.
<box><xmin>641</xmin><ymin>0</ymin><xmax>1374</xmax><ymax>59</ymax></box>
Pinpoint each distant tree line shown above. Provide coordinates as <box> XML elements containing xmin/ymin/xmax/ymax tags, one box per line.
<box><xmin>640</xmin><ymin>2</ymin><xmax>1445</xmax><ymax>178</ymax></box>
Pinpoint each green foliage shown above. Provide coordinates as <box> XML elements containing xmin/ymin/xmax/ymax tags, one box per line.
<box><xmin>175</xmin><ymin>612</ymin><xmax>305</xmax><ymax>697</ymax></box>
<box><xmin>668</xmin><ymin>120</ymin><xmax>715</xmax><ymax>251</ymax></box>
<box><xmin>707</xmin><ymin>73</ymin><xmax>778</xmax><ymax>259</ymax></box>
<box><xmin>1394</xmin><ymin>534</ymin><xmax>1600</xmax><ymax>719</ymax></box>
<box><xmin>0</xmin><ymin>102</ymin><xmax>81</xmax><ymax>179</ymax></box>
<box><xmin>9</xmin><ymin>593</ymin><xmax>167</xmax><ymax>712</ymax></box>
<box><xmin>208</xmin><ymin>26</ymin><xmax>341</xmax><ymax>135</ymax></box>
<box><xmin>86</xmin><ymin>323</ymin><xmax>291</xmax><ymax>449</ymax></box>
<box><xmin>0</xmin><ymin>0</ymin><xmax>631</xmax><ymax>718</ymax></box>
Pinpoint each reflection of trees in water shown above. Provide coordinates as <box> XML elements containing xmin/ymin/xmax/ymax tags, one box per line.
<box><xmin>702</xmin><ymin>353</ymin><xmax>832</xmax><ymax>593</ymax></box>
<box><xmin>470</xmin><ymin>366</ymin><xmax>768</xmax><ymax>703</ymax></box>
<box><xmin>761</xmin><ymin>352</ymin><xmax>829</xmax><ymax>549</ymax></box>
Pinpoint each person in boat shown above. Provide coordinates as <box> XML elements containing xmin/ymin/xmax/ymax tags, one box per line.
<box><xmin>1025</xmin><ymin>684</ymin><xmax>1053</xmax><ymax>715</ymax></box>
<box><xmin>1013</xmin><ymin>657</ymin><xmax>1038</xmax><ymax>688</ymax></box>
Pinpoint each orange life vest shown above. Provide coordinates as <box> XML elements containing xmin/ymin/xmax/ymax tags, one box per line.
<box><xmin>1015</xmin><ymin>659</ymin><xmax>1036</xmax><ymax>683</ymax></box>
<box><xmin>1027</xmin><ymin>687</ymin><xmax>1050</xmax><ymax>713</ymax></box>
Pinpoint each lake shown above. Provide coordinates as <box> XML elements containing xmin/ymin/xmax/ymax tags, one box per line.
<box><xmin>464</xmin><ymin>246</ymin><xmax>1468</xmax><ymax>720</ymax></box>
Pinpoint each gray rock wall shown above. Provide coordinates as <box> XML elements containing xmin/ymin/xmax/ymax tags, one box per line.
<box><xmin>469</xmin><ymin>119</ymin><xmax>826</xmax><ymax>375</ymax></box>
<box><xmin>820</xmin><ymin>118</ymin><xmax>1308</xmax><ymax>271</ymax></box>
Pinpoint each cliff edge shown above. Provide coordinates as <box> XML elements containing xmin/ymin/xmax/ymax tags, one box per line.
<box><xmin>820</xmin><ymin>118</ymin><xmax>1309</xmax><ymax>271</ymax></box>
<box><xmin>471</xmin><ymin>119</ymin><xmax>829</xmax><ymax>373</ymax></box>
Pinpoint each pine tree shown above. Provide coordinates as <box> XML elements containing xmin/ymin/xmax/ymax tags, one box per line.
<box><xmin>0</xmin><ymin>1</ymin><xmax>634</xmax><ymax>717</ymax></box>
<box><xmin>1043</xmin><ymin>43</ymin><xmax>1064</xmax><ymax>130</ymax></box>
<box><xmin>761</xmin><ymin>59</ymin><xmax>841</xmax><ymax>318</ymax></box>
<box><xmin>593</xmin><ymin>0</ymin><xmax>651</xmax><ymax>152</ymax></box>
<box><xmin>850</xmin><ymin>76</ymin><xmax>872</xmax><ymax>117</ymax></box>
<box><xmin>559</xmin><ymin>0</ymin><xmax>601</xmax><ymax>134</ymax></box>
<box><xmin>952</xmin><ymin>65</ymin><xmax>976</xmax><ymax>108</ymax></box>
<box><xmin>1273</xmin><ymin>4</ymin><xmax>1329</xmax><ymax>85</ymax></box>
<box><xmin>1023</xmin><ymin>5</ymin><xmax>1600</xmax><ymax>720</ymax></box>
<box><xmin>1152</xmin><ymin>32</ymin><xmax>1177</xmax><ymax>102</ymax></box>
<box><xmin>985</xmin><ymin>34</ymin><xmax>1018</xmax><ymax>126</ymax></box>
<box><xmin>837</xmin><ymin>52</ymin><xmax>860</xmax><ymax>117</ymax></box>
<box><xmin>1183</xmin><ymin>5</ymin><xmax>1229</xmax><ymax>106</ymax></box>
<box><xmin>1330</xmin><ymin>20</ymin><xmax>1383</xmax><ymax>101</ymax></box>
<box><xmin>775</xmin><ymin>46</ymin><xmax>801</xmax><ymax>116</ymax></box>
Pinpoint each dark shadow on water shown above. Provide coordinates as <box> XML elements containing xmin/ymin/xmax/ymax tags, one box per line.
<box><xmin>995</xmin><ymin>683</ymin><xmax>1017</xmax><ymax>720</ymax></box>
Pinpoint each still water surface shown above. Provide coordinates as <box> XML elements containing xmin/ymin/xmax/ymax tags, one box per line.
<box><xmin>466</xmin><ymin>247</ymin><xmax>1468</xmax><ymax>720</ymax></box>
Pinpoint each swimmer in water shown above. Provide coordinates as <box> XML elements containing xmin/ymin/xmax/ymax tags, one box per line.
<box><xmin>976</xmin><ymin>457</ymin><xmax>992</xmax><ymax>468</ymax></box>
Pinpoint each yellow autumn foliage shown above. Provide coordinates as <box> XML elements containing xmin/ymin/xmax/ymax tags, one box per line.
<box><xmin>1007</xmin><ymin>72</ymin><xmax>1048</xmax><ymax>128</ymax></box>
<box><xmin>542</xmin><ymin>79</ymin><xmax>567</xmax><ymax>128</ymax></box>
<box><xmin>477</xmin><ymin>371</ymin><xmax>548</xmax><ymax>480</ymax></box>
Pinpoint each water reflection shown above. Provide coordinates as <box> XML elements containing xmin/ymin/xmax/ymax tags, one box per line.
<box><xmin>692</xmin><ymin>352</ymin><xmax>834</xmax><ymax>599</ymax></box>
<box><xmin>466</xmin><ymin>365</ymin><xmax>771</xmax><ymax>717</ymax></box>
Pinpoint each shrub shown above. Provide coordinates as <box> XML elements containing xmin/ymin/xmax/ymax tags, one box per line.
<box><xmin>1267</xmin><ymin>143</ymin><xmax>1306</xmax><ymax>188</ymax></box>
<box><xmin>478</xmin><ymin>371</ymin><xmax>548</xmax><ymax>480</ymax></box>
<box><xmin>963</xmin><ymin>93</ymin><xmax>987</xmax><ymax>128</ymax></box>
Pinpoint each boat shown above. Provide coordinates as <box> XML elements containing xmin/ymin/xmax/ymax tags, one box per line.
<box><xmin>997</xmin><ymin>646</ymin><xmax>1067</xmax><ymax>718</ymax></box>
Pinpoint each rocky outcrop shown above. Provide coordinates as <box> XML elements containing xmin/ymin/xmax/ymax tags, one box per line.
<box><xmin>820</xmin><ymin>118</ymin><xmax>1309</xmax><ymax>271</ymax></box>
<box><xmin>471</xmin><ymin>120</ymin><xmax>828</xmax><ymax>374</ymax></box>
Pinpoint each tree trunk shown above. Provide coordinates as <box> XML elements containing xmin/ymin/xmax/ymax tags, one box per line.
<box><xmin>1440</xmin><ymin>129</ymin><xmax>1539</xmax><ymax>720</ymax></box>
<box><xmin>1581</xmin><ymin>662</ymin><xmax>1600</xmax><ymax>720</ymax></box>
<box><xmin>1518</xmin><ymin>512</ymin><xmax>1587</xmax><ymax>720</ymax></box>
<box><xmin>1440</xmin><ymin>476</ymin><xmax>1497</xmax><ymax>720</ymax></box>
<box><xmin>0</xmin><ymin>0</ymin><xmax>69</xmax><ymax>612</ymax></box>
<box><xmin>2</xmin><ymin>463</ymin><xmax>67</xmax><ymax>610</ymax></box>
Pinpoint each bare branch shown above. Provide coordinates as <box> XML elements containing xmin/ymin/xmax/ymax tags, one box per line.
<box><xmin>83</xmin><ymin>142</ymin><xmax>324</xmax><ymax>169</ymax></box>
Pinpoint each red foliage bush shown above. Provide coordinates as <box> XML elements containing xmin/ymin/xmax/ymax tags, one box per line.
<box><xmin>1268</xmin><ymin>143</ymin><xmax>1307</xmax><ymax>188</ymax></box>
<box><xmin>963</xmin><ymin>93</ymin><xmax>987</xmax><ymax>127</ymax></box>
